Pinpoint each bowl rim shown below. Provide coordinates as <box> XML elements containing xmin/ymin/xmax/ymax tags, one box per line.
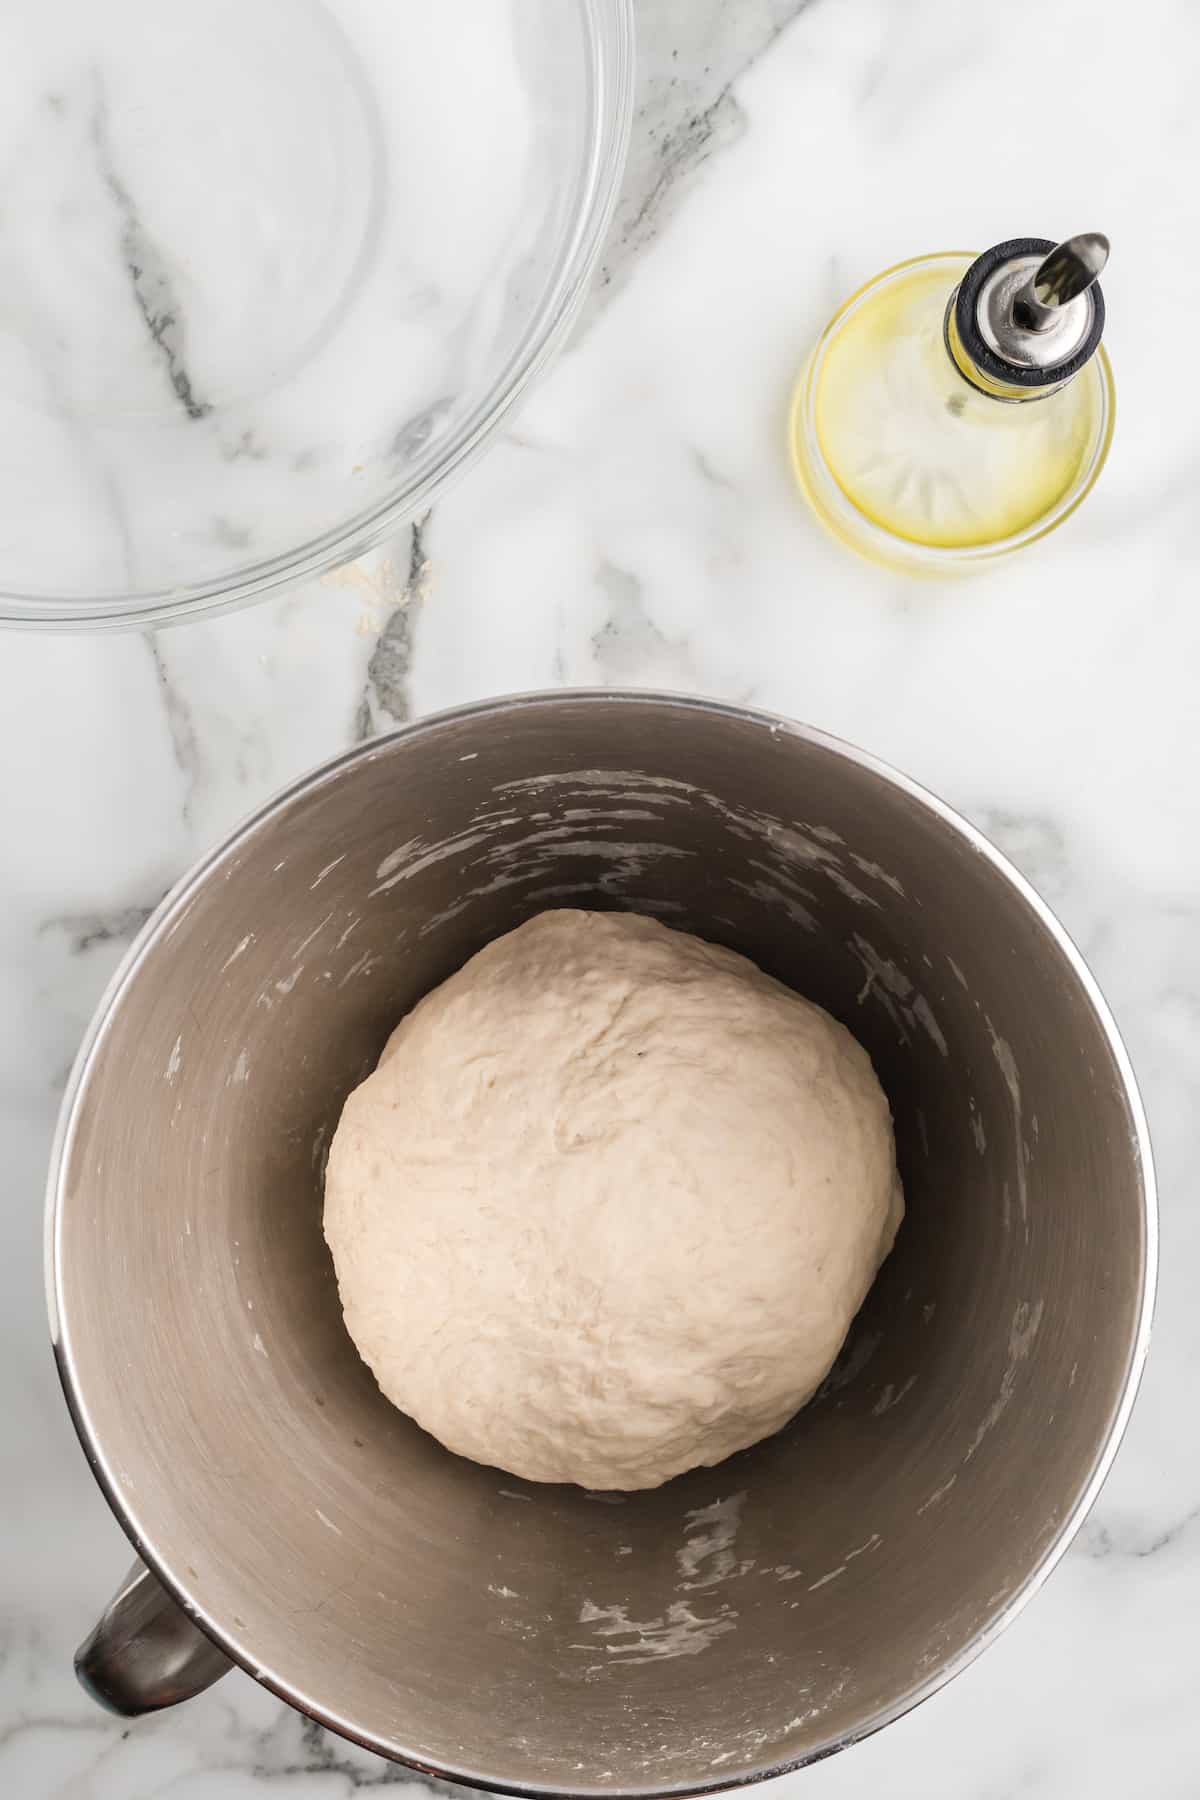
<box><xmin>2</xmin><ymin>1</ymin><xmax>636</xmax><ymax>632</ymax></box>
<box><xmin>45</xmin><ymin>689</ymin><xmax>1159</xmax><ymax>1795</ymax></box>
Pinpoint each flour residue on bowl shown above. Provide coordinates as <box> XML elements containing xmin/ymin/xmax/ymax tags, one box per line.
<box><xmin>765</xmin><ymin>823</ymin><xmax>879</xmax><ymax>909</ymax></box>
<box><xmin>311</xmin><ymin>855</ymin><xmax>346</xmax><ymax>890</ymax></box>
<box><xmin>872</xmin><ymin>1376</ymin><xmax>916</xmax><ymax>1415</ymax></box>
<box><xmin>576</xmin><ymin>1491</ymin><xmax>753</xmax><ymax>1665</ymax></box>
<box><xmin>963</xmin><ymin>1297</ymin><xmax>1046</xmax><ymax>1463</ymax></box>
<box><xmin>969</xmin><ymin>1098</ymin><xmax>987</xmax><ymax>1155</ymax></box>
<box><xmin>221</xmin><ymin>933</ymin><xmax>254</xmax><ymax>972</ymax></box>
<box><xmin>366</xmin><ymin>769</ymin><xmax>920</xmax><ymax>991</ymax></box>
<box><xmin>988</xmin><ymin>1020</ymin><xmax>1031</xmax><ymax>1238</ymax></box>
<box><xmin>917</xmin><ymin>1474</ymin><xmax>958</xmax><ymax>1516</ymax></box>
<box><xmin>369</xmin><ymin>779</ymin><xmax>697</xmax><ymax>934</ymax></box>
<box><xmin>372</xmin><ymin>830</ymin><xmax>498</xmax><ymax>896</ymax></box>
<box><xmin>676</xmin><ymin>1492</ymin><xmax>752</xmax><ymax>1590</ymax></box>
<box><xmin>338</xmin><ymin>949</ymin><xmax>382</xmax><ymax>988</ymax></box>
<box><xmin>850</xmin><ymin>935</ymin><xmax>948</xmax><ymax>1056</ymax></box>
<box><xmin>850</xmin><ymin>854</ymin><xmax>905</xmax><ymax>896</ymax></box>
<box><xmin>807</xmin><ymin>1565</ymin><xmax>846</xmax><ymax>1592</ymax></box>
<box><xmin>575</xmin><ymin>1598</ymin><xmax>737</xmax><ymax>1665</ymax></box>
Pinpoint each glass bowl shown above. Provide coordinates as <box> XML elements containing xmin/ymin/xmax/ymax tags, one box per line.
<box><xmin>0</xmin><ymin>0</ymin><xmax>633</xmax><ymax>628</ymax></box>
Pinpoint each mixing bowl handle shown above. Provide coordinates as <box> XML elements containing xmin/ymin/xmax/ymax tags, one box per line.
<box><xmin>75</xmin><ymin>1559</ymin><xmax>233</xmax><ymax>1716</ymax></box>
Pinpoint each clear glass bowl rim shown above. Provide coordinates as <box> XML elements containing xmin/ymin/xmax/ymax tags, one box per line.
<box><xmin>4</xmin><ymin>0</ymin><xmax>635</xmax><ymax>631</ymax></box>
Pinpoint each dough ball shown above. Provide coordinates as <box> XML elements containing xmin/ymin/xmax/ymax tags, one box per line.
<box><xmin>324</xmin><ymin>909</ymin><xmax>903</xmax><ymax>1490</ymax></box>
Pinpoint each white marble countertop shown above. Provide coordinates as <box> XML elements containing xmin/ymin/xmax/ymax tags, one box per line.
<box><xmin>3</xmin><ymin>0</ymin><xmax>1196</xmax><ymax>1793</ymax></box>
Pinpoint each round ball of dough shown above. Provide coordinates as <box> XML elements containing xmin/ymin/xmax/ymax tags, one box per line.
<box><xmin>324</xmin><ymin>909</ymin><xmax>903</xmax><ymax>1490</ymax></box>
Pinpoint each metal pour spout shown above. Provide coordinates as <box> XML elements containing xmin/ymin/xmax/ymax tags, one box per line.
<box><xmin>1014</xmin><ymin>233</ymin><xmax>1110</xmax><ymax>332</ymax></box>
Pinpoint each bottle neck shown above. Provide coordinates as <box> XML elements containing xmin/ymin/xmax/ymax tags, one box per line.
<box><xmin>943</xmin><ymin>299</ymin><xmax>1078</xmax><ymax>404</ymax></box>
<box><xmin>944</xmin><ymin>238</ymin><xmax>1104</xmax><ymax>406</ymax></box>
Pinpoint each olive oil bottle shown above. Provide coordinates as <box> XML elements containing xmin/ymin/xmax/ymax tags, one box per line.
<box><xmin>790</xmin><ymin>235</ymin><xmax>1113</xmax><ymax>571</ymax></box>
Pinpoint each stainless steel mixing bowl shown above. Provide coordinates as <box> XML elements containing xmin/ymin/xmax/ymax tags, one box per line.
<box><xmin>47</xmin><ymin>692</ymin><xmax>1155</xmax><ymax>1793</ymax></box>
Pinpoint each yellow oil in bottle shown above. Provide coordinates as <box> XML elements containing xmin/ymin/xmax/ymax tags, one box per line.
<box><xmin>790</xmin><ymin>251</ymin><xmax>1114</xmax><ymax>569</ymax></box>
